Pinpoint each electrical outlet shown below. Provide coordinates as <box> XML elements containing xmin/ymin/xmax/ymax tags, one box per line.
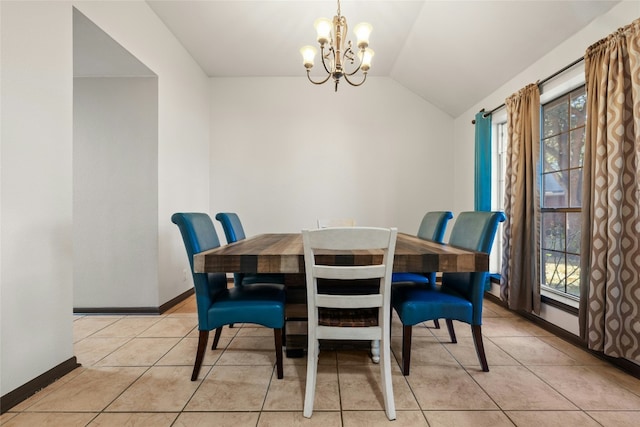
<box><xmin>182</xmin><ymin>268</ymin><xmax>189</xmax><ymax>283</ymax></box>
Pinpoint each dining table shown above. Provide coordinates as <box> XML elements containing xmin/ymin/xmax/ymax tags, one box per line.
<box><xmin>193</xmin><ymin>232</ymin><xmax>489</xmax><ymax>358</ymax></box>
<box><xmin>193</xmin><ymin>232</ymin><xmax>488</xmax><ymax>275</ymax></box>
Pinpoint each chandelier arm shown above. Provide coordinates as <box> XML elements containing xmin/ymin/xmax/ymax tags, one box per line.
<box><xmin>342</xmin><ymin>48</ymin><xmax>365</xmax><ymax>77</ymax></box>
<box><xmin>306</xmin><ymin>69</ymin><xmax>333</xmax><ymax>85</ymax></box>
<box><xmin>342</xmin><ymin>71</ymin><xmax>367</xmax><ymax>87</ymax></box>
<box><xmin>319</xmin><ymin>46</ymin><xmax>334</xmax><ymax>75</ymax></box>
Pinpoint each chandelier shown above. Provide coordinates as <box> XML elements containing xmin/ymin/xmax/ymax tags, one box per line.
<box><xmin>299</xmin><ymin>0</ymin><xmax>374</xmax><ymax>91</ymax></box>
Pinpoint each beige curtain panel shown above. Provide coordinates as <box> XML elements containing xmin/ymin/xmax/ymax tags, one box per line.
<box><xmin>500</xmin><ymin>83</ymin><xmax>541</xmax><ymax>314</ymax></box>
<box><xmin>580</xmin><ymin>18</ymin><xmax>640</xmax><ymax>363</ymax></box>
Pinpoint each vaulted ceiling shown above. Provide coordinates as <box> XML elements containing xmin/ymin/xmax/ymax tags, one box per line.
<box><xmin>145</xmin><ymin>1</ymin><xmax>619</xmax><ymax>117</ymax></box>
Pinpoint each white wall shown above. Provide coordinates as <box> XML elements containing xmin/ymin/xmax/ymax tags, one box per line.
<box><xmin>74</xmin><ymin>1</ymin><xmax>211</xmax><ymax>306</ymax></box>
<box><xmin>452</xmin><ymin>0</ymin><xmax>640</xmax><ymax>333</ymax></box>
<box><xmin>1</xmin><ymin>0</ymin><xmax>210</xmax><ymax>396</ymax></box>
<box><xmin>74</xmin><ymin>77</ymin><xmax>159</xmax><ymax>308</ymax></box>
<box><xmin>209</xmin><ymin>77</ymin><xmax>455</xmax><ymax>236</ymax></box>
<box><xmin>1</xmin><ymin>0</ymin><xmax>74</xmax><ymax>397</ymax></box>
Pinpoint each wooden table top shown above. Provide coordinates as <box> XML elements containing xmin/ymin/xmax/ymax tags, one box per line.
<box><xmin>193</xmin><ymin>233</ymin><xmax>488</xmax><ymax>274</ymax></box>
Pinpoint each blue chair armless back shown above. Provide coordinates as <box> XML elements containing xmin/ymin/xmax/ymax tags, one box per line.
<box><xmin>214</xmin><ymin>212</ymin><xmax>286</xmax><ymax>287</ymax></box>
<box><xmin>395</xmin><ymin>211</ymin><xmax>453</xmax><ymax>285</ymax></box>
<box><xmin>171</xmin><ymin>213</ymin><xmax>228</xmax><ymax>330</ymax></box>
<box><xmin>442</xmin><ymin>211</ymin><xmax>506</xmax><ymax>324</ymax></box>
<box><xmin>215</xmin><ymin>212</ymin><xmax>246</xmax><ymax>243</ymax></box>
<box><xmin>417</xmin><ymin>211</ymin><xmax>453</xmax><ymax>242</ymax></box>
<box><xmin>215</xmin><ymin>212</ymin><xmax>249</xmax><ymax>287</ymax></box>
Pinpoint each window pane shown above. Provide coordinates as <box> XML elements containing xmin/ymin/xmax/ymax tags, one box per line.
<box><xmin>570</xmin><ymin>88</ymin><xmax>587</xmax><ymax>128</ymax></box>
<box><xmin>542</xmin><ymin>249</ymin><xmax>566</xmax><ymax>290</ymax></box>
<box><xmin>543</xmin><ymin>171</ymin><xmax>568</xmax><ymax>208</ymax></box>
<box><xmin>569</xmin><ymin>168</ymin><xmax>582</xmax><ymax>208</ymax></box>
<box><xmin>566</xmin><ymin>254</ymin><xmax>581</xmax><ymax>296</ymax></box>
<box><xmin>543</xmin><ymin>97</ymin><xmax>569</xmax><ymax>138</ymax></box>
<box><xmin>543</xmin><ymin>134</ymin><xmax>569</xmax><ymax>172</ymax></box>
<box><xmin>542</xmin><ymin>212</ymin><xmax>566</xmax><ymax>251</ymax></box>
<box><xmin>543</xmin><ymin>137</ymin><xmax>557</xmax><ymax>172</ymax></box>
<box><xmin>570</xmin><ymin>128</ymin><xmax>585</xmax><ymax>168</ymax></box>
<box><xmin>567</xmin><ymin>212</ymin><xmax>581</xmax><ymax>254</ymax></box>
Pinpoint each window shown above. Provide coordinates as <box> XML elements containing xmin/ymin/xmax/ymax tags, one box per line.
<box><xmin>489</xmin><ymin>82</ymin><xmax>585</xmax><ymax>302</ymax></box>
<box><xmin>540</xmin><ymin>86</ymin><xmax>586</xmax><ymax>298</ymax></box>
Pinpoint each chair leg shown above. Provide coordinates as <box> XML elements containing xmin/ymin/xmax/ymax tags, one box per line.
<box><xmin>274</xmin><ymin>328</ymin><xmax>284</xmax><ymax>379</ymax></box>
<box><xmin>379</xmin><ymin>333</ymin><xmax>396</xmax><ymax>420</ymax></box>
<box><xmin>282</xmin><ymin>318</ymin><xmax>287</xmax><ymax>347</ymax></box>
<box><xmin>211</xmin><ymin>327</ymin><xmax>223</xmax><ymax>350</ymax></box>
<box><xmin>471</xmin><ymin>325</ymin><xmax>489</xmax><ymax>372</ymax></box>
<box><xmin>445</xmin><ymin>319</ymin><xmax>457</xmax><ymax>343</ymax></box>
<box><xmin>402</xmin><ymin>325</ymin><xmax>412</xmax><ymax>376</ymax></box>
<box><xmin>192</xmin><ymin>330</ymin><xmax>209</xmax><ymax>381</ymax></box>
<box><xmin>433</xmin><ymin>319</ymin><xmax>441</xmax><ymax>329</ymax></box>
<box><xmin>303</xmin><ymin>339</ymin><xmax>319</xmax><ymax>418</ymax></box>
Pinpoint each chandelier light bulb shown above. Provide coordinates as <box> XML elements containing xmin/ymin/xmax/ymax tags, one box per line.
<box><xmin>300</xmin><ymin>45</ymin><xmax>318</xmax><ymax>68</ymax></box>
<box><xmin>359</xmin><ymin>48</ymin><xmax>374</xmax><ymax>71</ymax></box>
<box><xmin>354</xmin><ymin>22</ymin><xmax>372</xmax><ymax>49</ymax></box>
<box><xmin>314</xmin><ymin>18</ymin><xmax>332</xmax><ymax>45</ymax></box>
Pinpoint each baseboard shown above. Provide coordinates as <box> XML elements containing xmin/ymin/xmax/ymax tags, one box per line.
<box><xmin>0</xmin><ymin>357</ymin><xmax>80</xmax><ymax>414</ymax></box>
<box><xmin>73</xmin><ymin>306</ymin><xmax>162</xmax><ymax>314</ymax></box>
<box><xmin>158</xmin><ymin>288</ymin><xmax>195</xmax><ymax>313</ymax></box>
<box><xmin>484</xmin><ymin>293</ymin><xmax>640</xmax><ymax>379</ymax></box>
<box><xmin>73</xmin><ymin>288</ymin><xmax>194</xmax><ymax>315</ymax></box>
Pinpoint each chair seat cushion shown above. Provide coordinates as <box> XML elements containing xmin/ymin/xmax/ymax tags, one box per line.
<box><xmin>392</xmin><ymin>287</ymin><xmax>473</xmax><ymax>326</ymax></box>
<box><xmin>391</xmin><ymin>272</ymin><xmax>430</xmax><ymax>284</ymax></box>
<box><xmin>208</xmin><ymin>283</ymin><xmax>285</xmax><ymax>329</ymax></box>
<box><xmin>318</xmin><ymin>307</ymin><xmax>378</xmax><ymax>327</ymax></box>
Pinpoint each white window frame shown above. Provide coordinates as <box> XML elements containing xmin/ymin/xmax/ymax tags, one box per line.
<box><xmin>490</xmin><ymin>116</ymin><xmax>507</xmax><ymax>276</ymax></box>
<box><xmin>540</xmin><ymin>74</ymin><xmax>585</xmax><ymax>308</ymax></box>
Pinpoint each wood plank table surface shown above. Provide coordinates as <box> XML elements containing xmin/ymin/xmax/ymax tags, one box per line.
<box><xmin>193</xmin><ymin>232</ymin><xmax>488</xmax><ymax>275</ymax></box>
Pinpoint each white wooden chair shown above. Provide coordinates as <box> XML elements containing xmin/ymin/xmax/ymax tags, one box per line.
<box><xmin>318</xmin><ymin>218</ymin><xmax>387</xmax><ymax>363</ymax></box>
<box><xmin>302</xmin><ymin>227</ymin><xmax>397</xmax><ymax>420</ymax></box>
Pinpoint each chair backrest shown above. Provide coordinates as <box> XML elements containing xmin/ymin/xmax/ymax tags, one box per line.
<box><xmin>215</xmin><ymin>212</ymin><xmax>251</xmax><ymax>287</ymax></box>
<box><xmin>442</xmin><ymin>211</ymin><xmax>506</xmax><ymax>324</ymax></box>
<box><xmin>317</xmin><ymin>218</ymin><xmax>356</xmax><ymax>228</ymax></box>
<box><xmin>302</xmin><ymin>227</ymin><xmax>398</xmax><ymax>335</ymax></box>
<box><xmin>417</xmin><ymin>211</ymin><xmax>454</xmax><ymax>242</ymax></box>
<box><xmin>215</xmin><ymin>212</ymin><xmax>246</xmax><ymax>244</ymax></box>
<box><xmin>171</xmin><ymin>212</ymin><xmax>228</xmax><ymax>329</ymax></box>
<box><xmin>448</xmin><ymin>211</ymin><xmax>505</xmax><ymax>253</ymax></box>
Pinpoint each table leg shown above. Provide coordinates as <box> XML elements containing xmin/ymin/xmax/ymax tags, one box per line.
<box><xmin>371</xmin><ymin>339</ymin><xmax>380</xmax><ymax>363</ymax></box>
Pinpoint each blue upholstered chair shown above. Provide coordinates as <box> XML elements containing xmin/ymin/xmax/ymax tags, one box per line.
<box><xmin>392</xmin><ymin>211</ymin><xmax>505</xmax><ymax>375</ymax></box>
<box><xmin>215</xmin><ymin>212</ymin><xmax>286</xmax><ymax>287</ymax></box>
<box><xmin>391</xmin><ymin>211</ymin><xmax>453</xmax><ymax>287</ymax></box>
<box><xmin>171</xmin><ymin>212</ymin><xmax>285</xmax><ymax>381</ymax></box>
<box><xmin>392</xmin><ymin>211</ymin><xmax>453</xmax><ymax>329</ymax></box>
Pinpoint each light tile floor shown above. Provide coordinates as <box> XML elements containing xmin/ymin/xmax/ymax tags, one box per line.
<box><xmin>2</xmin><ymin>297</ymin><xmax>639</xmax><ymax>426</ymax></box>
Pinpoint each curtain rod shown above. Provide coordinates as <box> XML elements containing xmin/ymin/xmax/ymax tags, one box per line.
<box><xmin>471</xmin><ymin>56</ymin><xmax>585</xmax><ymax>124</ymax></box>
